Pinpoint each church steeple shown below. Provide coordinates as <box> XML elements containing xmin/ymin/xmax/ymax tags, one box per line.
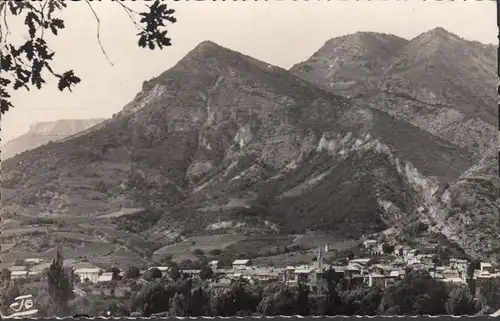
<box><xmin>317</xmin><ymin>247</ymin><xmax>323</xmax><ymax>270</ymax></box>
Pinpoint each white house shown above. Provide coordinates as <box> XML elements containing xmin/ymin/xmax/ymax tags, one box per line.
<box><xmin>75</xmin><ymin>267</ymin><xmax>101</xmax><ymax>283</ymax></box>
<box><xmin>232</xmin><ymin>259</ymin><xmax>252</xmax><ymax>270</ymax></box>
<box><xmin>10</xmin><ymin>270</ymin><xmax>28</xmax><ymax>280</ymax></box>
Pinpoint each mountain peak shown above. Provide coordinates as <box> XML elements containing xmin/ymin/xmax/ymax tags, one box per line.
<box><xmin>413</xmin><ymin>27</ymin><xmax>460</xmax><ymax>43</ymax></box>
<box><xmin>192</xmin><ymin>40</ymin><xmax>223</xmax><ymax>52</ymax></box>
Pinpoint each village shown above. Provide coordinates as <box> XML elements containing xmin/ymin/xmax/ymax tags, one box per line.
<box><xmin>3</xmin><ymin>239</ymin><xmax>497</xmax><ymax>293</ymax></box>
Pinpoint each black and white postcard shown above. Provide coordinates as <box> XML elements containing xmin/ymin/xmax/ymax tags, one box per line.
<box><xmin>0</xmin><ymin>0</ymin><xmax>498</xmax><ymax>318</ymax></box>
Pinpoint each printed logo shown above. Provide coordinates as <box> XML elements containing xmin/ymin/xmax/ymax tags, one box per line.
<box><xmin>0</xmin><ymin>294</ymin><xmax>39</xmax><ymax>319</ymax></box>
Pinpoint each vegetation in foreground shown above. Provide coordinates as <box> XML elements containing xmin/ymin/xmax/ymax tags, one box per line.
<box><xmin>1</xmin><ymin>251</ymin><xmax>499</xmax><ymax>317</ymax></box>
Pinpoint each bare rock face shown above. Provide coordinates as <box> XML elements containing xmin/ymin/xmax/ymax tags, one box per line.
<box><xmin>1</xmin><ymin>30</ymin><xmax>496</xmax><ymax>260</ymax></box>
<box><xmin>290</xmin><ymin>27</ymin><xmax>497</xmax><ymax>157</ymax></box>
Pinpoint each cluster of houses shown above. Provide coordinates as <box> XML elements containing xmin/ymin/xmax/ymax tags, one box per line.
<box><xmin>3</xmin><ymin>241</ymin><xmax>498</xmax><ymax>292</ymax></box>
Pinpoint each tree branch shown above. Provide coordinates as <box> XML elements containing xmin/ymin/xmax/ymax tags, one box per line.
<box><xmin>84</xmin><ymin>0</ymin><xmax>114</xmax><ymax>66</ymax></box>
<box><xmin>115</xmin><ymin>1</ymin><xmax>145</xmax><ymax>32</ymax></box>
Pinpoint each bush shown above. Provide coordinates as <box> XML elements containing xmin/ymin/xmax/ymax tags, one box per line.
<box><xmin>193</xmin><ymin>249</ymin><xmax>204</xmax><ymax>256</ymax></box>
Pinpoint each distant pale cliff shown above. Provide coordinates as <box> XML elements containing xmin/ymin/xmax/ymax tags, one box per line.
<box><xmin>1</xmin><ymin>118</ymin><xmax>106</xmax><ymax>160</ymax></box>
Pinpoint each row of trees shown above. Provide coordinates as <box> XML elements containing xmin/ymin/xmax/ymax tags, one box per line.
<box><xmin>2</xmin><ymin>250</ymin><xmax>499</xmax><ymax>317</ymax></box>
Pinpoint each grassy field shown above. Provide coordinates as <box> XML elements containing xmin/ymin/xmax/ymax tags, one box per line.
<box><xmin>153</xmin><ymin>234</ymin><xmax>247</xmax><ymax>262</ymax></box>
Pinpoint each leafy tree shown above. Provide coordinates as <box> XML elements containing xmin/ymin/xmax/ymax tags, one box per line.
<box><xmin>209</xmin><ymin>249</ymin><xmax>223</xmax><ymax>256</ymax></box>
<box><xmin>323</xmin><ymin>267</ymin><xmax>342</xmax><ymax>315</ymax></box>
<box><xmin>445</xmin><ymin>285</ymin><xmax>476</xmax><ymax>315</ymax></box>
<box><xmin>190</xmin><ymin>286</ymin><xmax>209</xmax><ymax>316</ymax></box>
<box><xmin>257</xmin><ymin>286</ymin><xmax>296</xmax><ymax>316</ymax></box>
<box><xmin>168</xmin><ymin>292</ymin><xmax>186</xmax><ymax>317</ymax></box>
<box><xmin>379</xmin><ymin>270</ymin><xmax>448</xmax><ymax>315</ymax></box>
<box><xmin>0</xmin><ymin>268</ymin><xmax>11</xmax><ymax>282</ymax></box>
<box><xmin>124</xmin><ymin>266</ymin><xmax>141</xmax><ymax>279</ymax></box>
<box><xmin>193</xmin><ymin>248</ymin><xmax>204</xmax><ymax>256</ymax></box>
<box><xmin>145</xmin><ymin>267</ymin><xmax>162</xmax><ymax>280</ymax></box>
<box><xmin>0</xmin><ymin>0</ymin><xmax>177</xmax><ymax>114</ymax></box>
<box><xmin>478</xmin><ymin>277</ymin><xmax>500</xmax><ymax>311</ymax></box>
<box><xmin>382</xmin><ymin>243</ymin><xmax>395</xmax><ymax>254</ymax></box>
<box><xmin>133</xmin><ymin>281</ymin><xmax>169</xmax><ymax>316</ymax></box>
<box><xmin>111</xmin><ymin>267</ymin><xmax>121</xmax><ymax>281</ymax></box>
<box><xmin>169</xmin><ymin>264</ymin><xmax>181</xmax><ymax>281</ymax></box>
<box><xmin>296</xmin><ymin>274</ymin><xmax>310</xmax><ymax>315</ymax></box>
<box><xmin>199</xmin><ymin>266</ymin><xmax>214</xmax><ymax>280</ymax></box>
<box><xmin>47</xmin><ymin>249</ymin><xmax>73</xmax><ymax>316</ymax></box>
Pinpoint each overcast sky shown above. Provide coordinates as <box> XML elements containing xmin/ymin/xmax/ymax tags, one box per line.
<box><xmin>1</xmin><ymin>0</ymin><xmax>496</xmax><ymax>142</ymax></box>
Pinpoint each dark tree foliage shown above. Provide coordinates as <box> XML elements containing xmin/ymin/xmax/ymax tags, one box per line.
<box><xmin>47</xmin><ymin>249</ymin><xmax>73</xmax><ymax>316</ymax></box>
<box><xmin>445</xmin><ymin>285</ymin><xmax>476</xmax><ymax>315</ymax></box>
<box><xmin>0</xmin><ymin>268</ymin><xmax>11</xmax><ymax>282</ymax></box>
<box><xmin>146</xmin><ymin>267</ymin><xmax>162</xmax><ymax>280</ymax></box>
<box><xmin>133</xmin><ymin>281</ymin><xmax>170</xmax><ymax>317</ymax></box>
<box><xmin>323</xmin><ymin>267</ymin><xmax>343</xmax><ymax>315</ymax></box>
<box><xmin>169</xmin><ymin>264</ymin><xmax>181</xmax><ymax>281</ymax></box>
<box><xmin>379</xmin><ymin>270</ymin><xmax>448</xmax><ymax>315</ymax></box>
<box><xmin>111</xmin><ymin>267</ymin><xmax>121</xmax><ymax>281</ymax></box>
<box><xmin>0</xmin><ymin>0</ymin><xmax>176</xmax><ymax>114</ymax></box>
<box><xmin>199</xmin><ymin>266</ymin><xmax>214</xmax><ymax>280</ymax></box>
<box><xmin>296</xmin><ymin>274</ymin><xmax>310</xmax><ymax>315</ymax></box>
<box><xmin>124</xmin><ymin>266</ymin><xmax>141</xmax><ymax>280</ymax></box>
<box><xmin>382</xmin><ymin>243</ymin><xmax>395</xmax><ymax>254</ymax></box>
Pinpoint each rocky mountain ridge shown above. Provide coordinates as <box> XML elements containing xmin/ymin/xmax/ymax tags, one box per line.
<box><xmin>291</xmin><ymin>27</ymin><xmax>498</xmax><ymax>157</ymax></box>
<box><xmin>1</xmin><ymin>29</ymin><xmax>497</xmax><ymax>263</ymax></box>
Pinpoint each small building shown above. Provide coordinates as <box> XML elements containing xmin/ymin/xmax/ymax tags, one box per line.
<box><xmin>9</xmin><ymin>266</ymin><xmax>27</xmax><ymax>272</ymax></box>
<box><xmin>10</xmin><ymin>270</ymin><xmax>28</xmax><ymax>280</ymax></box>
<box><xmin>481</xmin><ymin>262</ymin><xmax>494</xmax><ymax>273</ymax></box>
<box><xmin>209</xmin><ymin>260</ymin><xmax>221</xmax><ymax>269</ymax></box>
<box><xmin>149</xmin><ymin>266</ymin><xmax>170</xmax><ymax>277</ymax></box>
<box><xmin>363</xmin><ymin>240</ymin><xmax>377</xmax><ymax>249</ymax></box>
<box><xmin>405</xmin><ymin>249</ymin><xmax>418</xmax><ymax>260</ymax></box>
<box><xmin>98</xmin><ymin>272</ymin><xmax>113</xmax><ymax>282</ymax></box>
<box><xmin>349</xmin><ymin>258</ymin><xmax>372</xmax><ymax>267</ymax></box>
<box><xmin>25</xmin><ymin>258</ymin><xmax>44</xmax><ymax>265</ymax></box>
<box><xmin>393</xmin><ymin>245</ymin><xmax>404</xmax><ymax>257</ymax></box>
<box><xmin>373</xmin><ymin>264</ymin><xmax>392</xmax><ymax>276</ymax></box>
<box><xmin>232</xmin><ymin>259</ymin><xmax>252</xmax><ymax>270</ymax></box>
<box><xmin>75</xmin><ymin>268</ymin><xmax>101</xmax><ymax>283</ymax></box>
<box><xmin>182</xmin><ymin>269</ymin><xmax>201</xmax><ymax>278</ymax></box>
<box><xmin>367</xmin><ymin>273</ymin><xmax>385</xmax><ymax>287</ymax></box>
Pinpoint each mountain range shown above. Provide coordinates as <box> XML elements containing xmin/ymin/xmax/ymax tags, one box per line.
<box><xmin>1</xmin><ymin>118</ymin><xmax>106</xmax><ymax>161</ymax></box>
<box><xmin>1</xmin><ymin>27</ymin><xmax>497</xmax><ymax>266</ymax></box>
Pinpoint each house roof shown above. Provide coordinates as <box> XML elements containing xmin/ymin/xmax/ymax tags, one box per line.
<box><xmin>9</xmin><ymin>266</ymin><xmax>27</xmax><ymax>272</ymax></box>
<box><xmin>350</xmin><ymin>258</ymin><xmax>371</xmax><ymax>264</ymax></box>
<box><xmin>98</xmin><ymin>273</ymin><xmax>113</xmax><ymax>282</ymax></box>
<box><xmin>11</xmin><ymin>271</ymin><xmax>28</xmax><ymax>276</ymax></box>
<box><xmin>209</xmin><ymin>260</ymin><xmax>219</xmax><ymax>265</ymax></box>
<box><xmin>442</xmin><ymin>277</ymin><xmax>464</xmax><ymax>283</ymax></box>
<box><xmin>294</xmin><ymin>269</ymin><xmax>313</xmax><ymax>274</ymax></box>
<box><xmin>389</xmin><ymin>271</ymin><xmax>400</xmax><ymax>277</ymax></box>
<box><xmin>75</xmin><ymin>268</ymin><xmax>101</xmax><ymax>273</ymax></box>
<box><xmin>482</xmin><ymin>263</ymin><xmax>493</xmax><ymax>268</ymax></box>
<box><xmin>233</xmin><ymin>259</ymin><xmax>250</xmax><ymax>265</ymax></box>
<box><xmin>369</xmin><ymin>273</ymin><xmax>385</xmax><ymax>278</ymax></box>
